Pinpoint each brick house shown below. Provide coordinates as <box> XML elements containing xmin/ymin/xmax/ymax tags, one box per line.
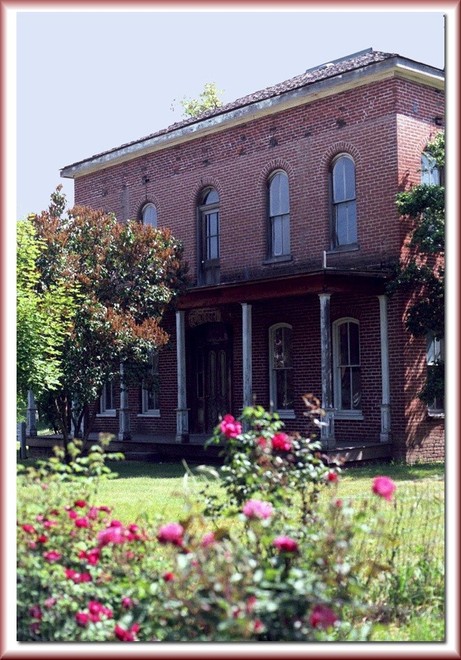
<box><xmin>61</xmin><ymin>48</ymin><xmax>445</xmax><ymax>463</ymax></box>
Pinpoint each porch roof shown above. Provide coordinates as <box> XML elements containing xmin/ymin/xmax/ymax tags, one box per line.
<box><xmin>176</xmin><ymin>268</ymin><xmax>388</xmax><ymax>310</ymax></box>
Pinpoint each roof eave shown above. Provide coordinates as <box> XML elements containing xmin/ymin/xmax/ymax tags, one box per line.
<box><xmin>61</xmin><ymin>58</ymin><xmax>444</xmax><ymax>180</ymax></box>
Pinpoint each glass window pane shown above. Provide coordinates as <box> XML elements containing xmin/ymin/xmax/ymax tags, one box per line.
<box><xmin>143</xmin><ymin>204</ymin><xmax>157</xmax><ymax>227</ymax></box>
<box><xmin>203</xmin><ymin>188</ymin><xmax>219</xmax><ymax>205</ymax></box>
<box><xmin>276</xmin><ymin>369</ymin><xmax>294</xmax><ymax>410</ymax></box>
<box><xmin>270</xmin><ymin>172</ymin><xmax>289</xmax><ymax>215</ymax></box>
<box><xmin>349</xmin><ymin>322</ymin><xmax>360</xmax><ymax>365</ymax></box>
<box><xmin>340</xmin><ymin>367</ymin><xmax>351</xmax><ymax>409</ymax></box>
<box><xmin>272</xmin><ymin>216</ymin><xmax>283</xmax><ymax>256</ymax></box>
<box><xmin>351</xmin><ymin>367</ymin><xmax>361</xmax><ymax>409</ymax></box>
<box><xmin>421</xmin><ymin>154</ymin><xmax>440</xmax><ymax>186</ymax></box>
<box><xmin>333</xmin><ymin>157</ymin><xmax>355</xmax><ymax>202</ymax></box>
<box><xmin>282</xmin><ymin>215</ymin><xmax>290</xmax><ymax>255</ymax></box>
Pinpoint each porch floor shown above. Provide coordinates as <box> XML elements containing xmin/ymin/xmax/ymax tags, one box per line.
<box><xmin>23</xmin><ymin>433</ymin><xmax>393</xmax><ymax>465</ymax></box>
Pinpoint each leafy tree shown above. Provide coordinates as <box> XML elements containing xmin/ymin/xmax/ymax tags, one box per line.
<box><xmin>29</xmin><ymin>187</ymin><xmax>187</xmax><ymax>456</ymax></box>
<box><xmin>16</xmin><ymin>217</ymin><xmax>76</xmax><ymax>414</ymax></box>
<box><xmin>389</xmin><ymin>132</ymin><xmax>445</xmax><ymax>405</ymax></box>
<box><xmin>177</xmin><ymin>82</ymin><xmax>224</xmax><ymax>118</ymax></box>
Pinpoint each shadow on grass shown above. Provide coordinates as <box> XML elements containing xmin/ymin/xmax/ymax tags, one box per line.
<box><xmin>341</xmin><ymin>461</ymin><xmax>444</xmax><ymax>481</ymax></box>
<box><xmin>105</xmin><ymin>460</ymin><xmax>207</xmax><ymax>480</ymax></box>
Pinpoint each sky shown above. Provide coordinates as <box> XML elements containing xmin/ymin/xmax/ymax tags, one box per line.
<box><xmin>13</xmin><ymin>7</ymin><xmax>449</xmax><ymax>220</ymax></box>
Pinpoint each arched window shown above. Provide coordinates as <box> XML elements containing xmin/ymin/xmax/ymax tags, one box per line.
<box><xmin>268</xmin><ymin>170</ymin><xmax>290</xmax><ymax>258</ymax></box>
<box><xmin>141</xmin><ymin>203</ymin><xmax>158</xmax><ymax>227</ymax></box>
<box><xmin>269</xmin><ymin>323</ymin><xmax>294</xmax><ymax>416</ymax></box>
<box><xmin>332</xmin><ymin>318</ymin><xmax>361</xmax><ymax>413</ymax></box>
<box><xmin>421</xmin><ymin>152</ymin><xmax>441</xmax><ymax>185</ymax></box>
<box><xmin>198</xmin><ymin>187</ymin><xmax>220</xmax><ymax>285</ymax></box>
<box><xmin>331</xmin><ymin>155</ymin><xmax>357</xmax><ymax>247</ymax></box>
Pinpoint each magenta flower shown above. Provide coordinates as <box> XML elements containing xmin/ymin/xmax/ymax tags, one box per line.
<box><xmin>271</xmin><ymin>432</ymin><xmax>292</xmax><ymax>452</ymax></box>
<box><xmin>29</xmin><ymin>605</ymin><xmax>42</xmax><ymax>620</ymax></box>
<box><xmin>242</xmin><ymin>499</ymin><xmax>274</xmax><ymax>520</ymax></box>
<box><xmin>97</xmin><ymin>525</ymin><xmax>125</xmax><ymax>547</ymax></box>
<box><xmin>273</xmin><ymin>535</ymin><xmax>299</xmax><ymax>553</ymax></box>
<box><xmin>75</xmin><ymin>611</ymin><xmax>90</xmax><ymax>627</ymax></box>
<box><xmin>121</xmin><ymin>596</ymin><xmax>133</xmax><ymax>609</ymax></box>
<box><xmin>114</xmin><ymin>622</ymin><xmax>140</xmax><ymax>642</ymax></box>
<box><xmin>309</xmin><ymin>604</ymin><xmax>339</xmax><ymax>629</ymax></box>
<box><xmin>220</xmin><ymin>414</ymin><xmax>242</xmax><ymax>438</ymax></box>
<box><xmin>75</xmin><ymin>516</ymin><xmax>90</xmax><ymax>528</ymax></box>
<box><xmin>21</xmin><ymin>524</ymin><xmax>36</xmax><ymax>534</ymax></box>
<box><xmin>74</xmin><ymin>499</ymin><xmax>87</xmax><ymax>508</ymax></box>
<box><xmin>157</xmin><ymin>522</ymin><xmax>184</xmax><ymax>546</ymax></box>
<box><xmin>372</xmin><ymin>476</ymin><xmax>396</xmax><ymax>502</ymax></box>
<box><xmin>43</xmin><ymin>550</ymin><xmax>62</xmax><ymax>563</ymax></box>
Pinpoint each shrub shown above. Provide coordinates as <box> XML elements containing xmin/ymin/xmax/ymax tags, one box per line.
<box><xmin>17</xmin><ymin>400</ymin><xmax>410</xmax><ymax>642</ymax></box>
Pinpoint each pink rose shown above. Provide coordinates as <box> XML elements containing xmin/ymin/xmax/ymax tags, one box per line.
<box><xmin>157</xmin><ymin>522</ymin><xmax>184</xmax><ymax>546</ymax></box>
<box><xmin>201</xmin><ymin>531</ymin><xmax>216</xmax><ymax>547</ymax></box>
<box><xmin>273</xmin><ymin>535</ymin><xmax>299</xmax><ymax>553</ymax></box>
<box><xmin>121</xmin><ymin>596</ymin><xmax>133</xmax><ymax>609</ymax></box>
<box><xmin>220</xmin><ymin>414</ymin><xmax>242</xmax><ymax>438</ymax></box>
<box><xmin>309</xmin><ymin>604</ymin><xmax>339</xmax><ymax>629</ymax></box>
<box><xmin>372</xmin><ymin>476</ymin><xmax>396</xmax><ymax>502</ymax></box>
<box><xmin>75</xmin><ymin>516</ymin><xmax>90</xmax><ymax>528</ymax></box>
<box><xmin>114</xmin><ymin>622</ymin><xmax>140</xmax><ymax>642</ymax></box>
<box><xmin>97</xmin><ymin>525</ymin><xmax>125</xmax><ymax>547</ymax></box>
<box><xmin>21</xmin><ymin>524</ymin><xmax>36</xmax><ymax>534</ymax></box>
<box><xmin>242</xmin><ymin>499</ymin><xmax>274</xmax><ymax>520</ymax></box>
<box><xmin>271</xmin><ymin>433</ymin><xmax>292</xmax><ymax>452</ymax></box>
<box><xmin>74</xmin><ymin>499</ymin><xmax>87</xmax><ymax>508</ymax></box>
<box><xmin>75</xmin><ymin>611</ymin><xmax>90</xmax><ymax>627</ymax></box>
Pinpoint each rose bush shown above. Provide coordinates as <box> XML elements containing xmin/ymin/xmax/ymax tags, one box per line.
<box><xmin>17</xmin><ymin>400</ymin><xmax>398</xmax><ymax>642</ymax></box>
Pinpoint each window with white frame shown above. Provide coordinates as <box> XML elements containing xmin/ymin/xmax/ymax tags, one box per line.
<box><xmin>141</xmin><ymin>352</ymin><xmax>160</xmax><ymax>415</ymax></box>
<box><xmin>421</xmin><ymin>152</ymin><xmax>441</xmax><ymax>186</ymax></box>
<box><xmin>331</xmin><ymin>154</ymin><xmax>357</xmax><ymax>247</ymax></box>
<box><xmin>268</xmin><ymin>170</ymin><xmax>291</xmax><ymax>258</ymax></box>
<box><xmin>426</xmin><ymin>334</ymin><xmax>444</xmax><ymax>414</ymax></box>
<box><xmin>99</xmin><ymin>381</ymin><xmax>116</xmax><ymax>416</ymax></box>
<box><xmin>333</xmin><ymin>318</ymin><xmax>362</xmax><ymax>415</ymax></box>
<box><xmin>269</xmin><ymin>323</ymin><xmax>294</xmax><ymax>416</ymax></box>
<box><xmin>141</xmin><ymin>203</ymin><xmax>158</xmax><ymax>228</ymax></box>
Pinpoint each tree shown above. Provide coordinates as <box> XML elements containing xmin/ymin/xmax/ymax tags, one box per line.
<box><xmin>28</xmin><ymin>187</ymin><xmax>187</xmax><ymax>456</ymax></box>
<box><xmin>177</xmin><ymin>82</ymin><xmax>224</xmax><ymax>118</ymax></box>
<box><xmin>390</xmin><ymin>132</ymin><xmax>445</xmax><ymax>406</ymax></box>
<box><xmin>16</xmin><ymin>217</ymin><xmax>76</xmax><ymax>414</ymax></box>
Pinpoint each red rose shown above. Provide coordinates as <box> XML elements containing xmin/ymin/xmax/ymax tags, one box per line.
<box><xmin>271</xmin><ymin>433</ymin><xmax>292</xmax><ymax>452</ymax></box>
<box><xmin>309</xmin><ymin>604</ymin><xmax>339</xmax><ymax>629</ymax></box>
<box><xmin>273</xmin><ymin>535</ymin><xmax>299</xmax><ymax>553</ymax></box>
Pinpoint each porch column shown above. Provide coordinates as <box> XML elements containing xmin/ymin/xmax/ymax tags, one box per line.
<box><xmin>118</xmin><ymin>363</ymin><xmax>131</xmax><ymax>441</ymax></box>
<box><xmin>26</xmin><ymin>390</ymin><xmax>37</xmax><ymax>437</ymax></box>
<box><xmin>318</xmin><ymin>293</ymin><xmax>335</xmax><ymax>448</ymax></box>
<box><xmin>241</xmin><ymin>303</ymin><xmax>253</xmax><ymax>410</ymax></box>
<box><xmin>378</xmin><ymin>295</ymin><xmax>392</xmax><ymax>443</ymax></box>
<box><xmin>176</xmin><ymin>310</ymin><xmax>189</xmax><ymax>443</ymax></box>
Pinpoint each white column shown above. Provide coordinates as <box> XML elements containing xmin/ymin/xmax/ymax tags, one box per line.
<box><xmin>118</xmin><ymin>363</ymin><xmax>131</xmax><ymax>441</ymax></box>
<box><xmin>318</xmin><ymin>294</ymin><xmax>335</xmax><ymax>448</ymax></box>
<box><xmin>241</xmin><ymin>303</ymin><xmax>253</xmax><ymax>410</ymax></box>
<box><xmin>176</xmin><ymin>310</ymin><xmax>189</xmax><ymax>442</ymax></box>
<box><xmin>378</xmin><ymin>295</ymin><xmax>392</xmax><ymax>443</ymax></box>
<box><xmin>26</xmin><ymin>390</ymin><xmax>37</xmax><ymax>437</ymax></box>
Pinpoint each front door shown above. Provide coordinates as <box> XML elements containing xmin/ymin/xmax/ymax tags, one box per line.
<box><xmin>189</xmin><ymin>322</ymin><xmax>232</xmax><ymax>434</ymax></box>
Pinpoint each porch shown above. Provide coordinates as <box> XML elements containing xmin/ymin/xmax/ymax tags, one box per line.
<box><xmin>23</xmin><ymin>433</ymin><xmax>393</xmax><ymax>466</ymax></box>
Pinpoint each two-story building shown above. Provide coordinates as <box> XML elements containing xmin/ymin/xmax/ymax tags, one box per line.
<box><xmin>61</xmin><ymin>48</ymin><xmax>445</xmax><ymax>463</ymax></box>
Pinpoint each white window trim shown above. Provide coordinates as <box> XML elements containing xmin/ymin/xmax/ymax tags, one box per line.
<box><xmin>332</xmin><ymin>317</ymin><xmax>363</xmax><ymax>418</ymax></box>
<box><xmin>269</xmin><ymin>322</ymin><xmax>295</xmax><ymax>417</ymax></box>
<box><xmin>97</xmin><ymin>381</ymin><xmax>117</xmax><ymax>417</ymax></box>
<box><xmin>139</xmin><ymin>352</ymin><xmax>160</xmax><ymax>417</ymax></box>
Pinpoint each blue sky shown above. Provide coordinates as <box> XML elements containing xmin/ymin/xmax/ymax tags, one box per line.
<box><xmin>14</xmin><ymin>8</ymin><xmax>447</xmax><ymax>220</ymax></box>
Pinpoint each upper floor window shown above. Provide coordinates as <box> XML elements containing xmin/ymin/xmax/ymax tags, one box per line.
<box><xmin>333</xmin><ymin>318</ymin><xmax>361</xmax><ymax>414</ymax></box>
<box><xmin>421</xmin><ymin>152</ymin><xmax>441</xmax><ymax>186</ymax></box>
<box><xmin>198</xmin><ymin>187</ymin><xmax>220</xmax><ymax>285</ymax></box>
<box><xmin>331</xmin><ymin>155</ymin><xmax>357</xmax><ymax>248</ymax></box>
<box><xmin>268</xmin><ymin>170</ymin><xmax>291</xmax><ymax>258</ymax></box>
<box><xmin>426</xmin><ymin>334</ymin><xmax>444</xmax><ymax>414</ymax></box>
<box><xmin>99</xmin><ymin>380</ymin><xmax>116</xmax><ymax>416</ymax></box>
<box><xmin>141</xmin><ymin>352</ymin><xmax>160</xmax><ymax>416</ymax></box>
<box><xmin>269</xmin><ymin>323</ymin><xmax>294</xmax><ymax>417</ymax></box>
<box><xmin>142</xmin><ymin>203</ymin><xmax>158</xmax><ymax>228</ymax></box>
